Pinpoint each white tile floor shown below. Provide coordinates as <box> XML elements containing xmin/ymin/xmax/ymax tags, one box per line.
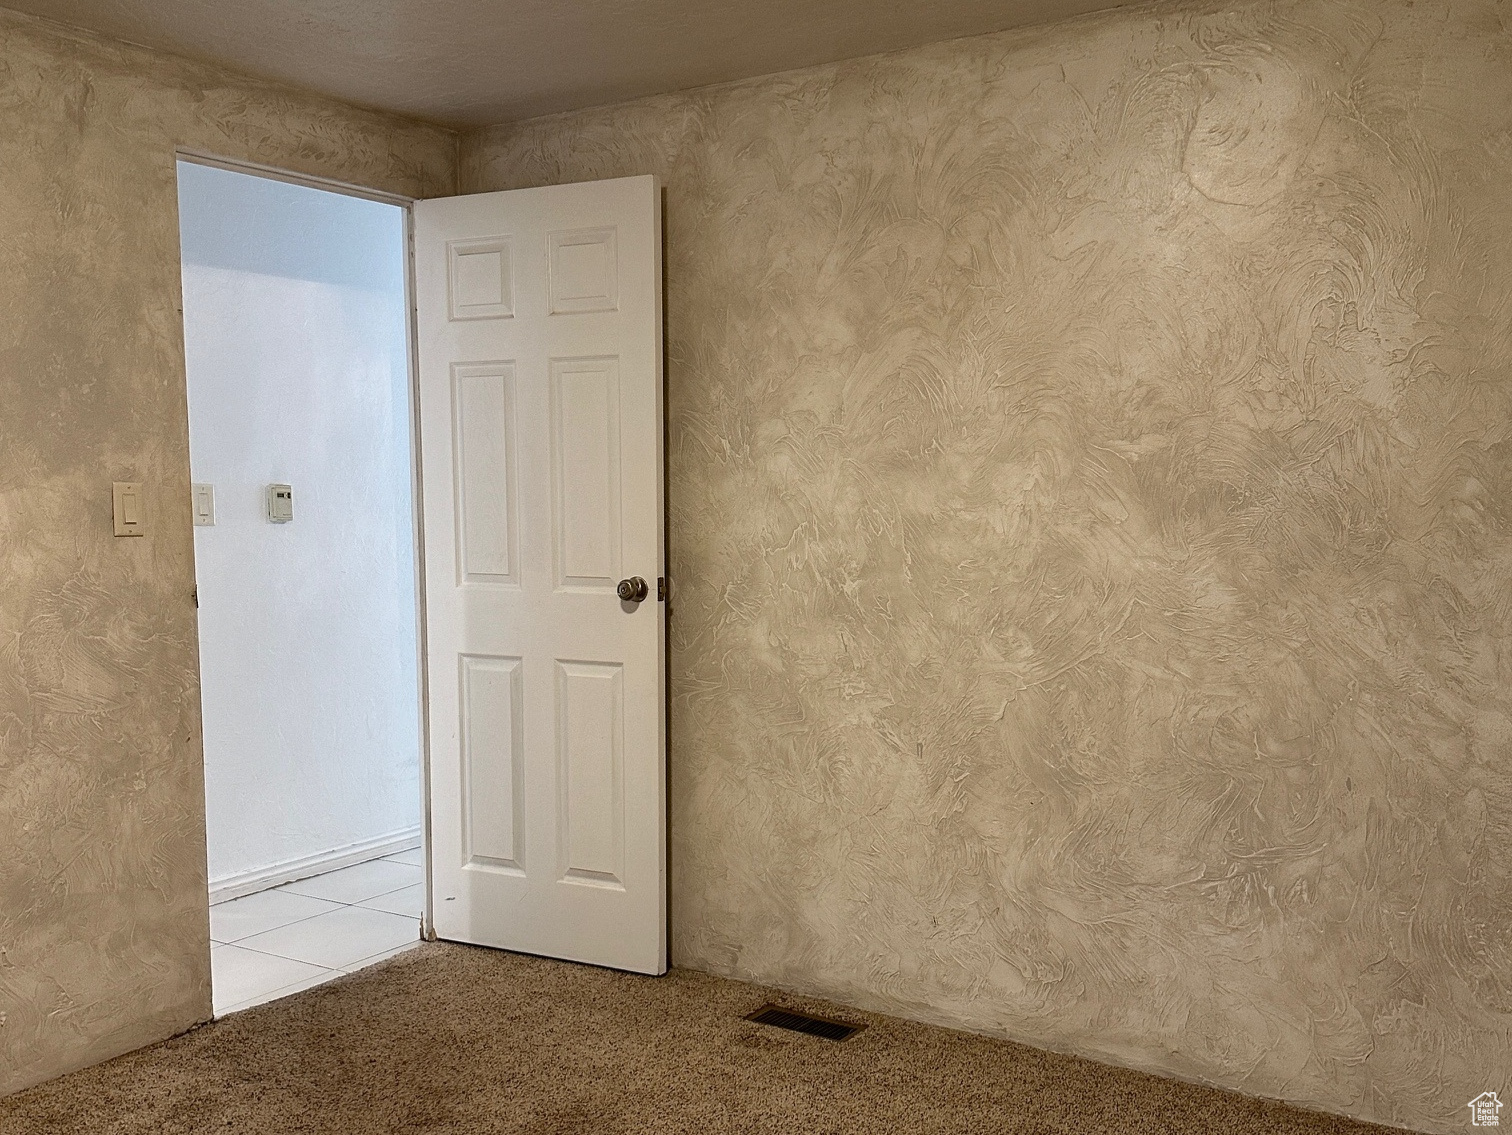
<box><xmin>209</xmin><ymin>848</ymin><xmax>424</xmax><ymax>1016</ymax></box>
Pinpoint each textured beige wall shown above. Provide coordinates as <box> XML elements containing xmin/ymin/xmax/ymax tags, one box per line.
<box><xmin>463</xmin><ymin>2</ymin><xmax>1512</xmax><ymax>1129</ymax></box>
<box><xmin>0</xmin><ymin>7</ymin><xmax>454</xmax><ymax>1094</ymax></box>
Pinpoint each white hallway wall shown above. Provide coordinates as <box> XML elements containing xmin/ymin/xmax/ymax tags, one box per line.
<box><xmin>178</xmin><ymin>162</ymin><xmax>420</xmax><ymax>894</ymax></box>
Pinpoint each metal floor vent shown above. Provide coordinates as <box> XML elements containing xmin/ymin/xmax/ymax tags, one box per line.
<box><xmin>745</xmin><ymin>1003</ymin><xmax>865</xmax><ymax>1041</ymax></box>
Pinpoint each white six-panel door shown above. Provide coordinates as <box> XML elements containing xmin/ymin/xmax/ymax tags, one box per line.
<box><xmin>414</xmin><ymin>176</ymin><xmax>665</xmax><ymax>974</ymax></box>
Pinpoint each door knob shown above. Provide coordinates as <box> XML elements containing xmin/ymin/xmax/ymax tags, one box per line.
<box><xmin>617</xmin><ymin>576</ymin><xmax>649</xmax><ymax>603</ymax></box>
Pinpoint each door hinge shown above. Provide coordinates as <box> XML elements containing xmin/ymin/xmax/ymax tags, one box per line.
<box><xmin>192</xmin><ymin>585</ymin><xmax>198</xmax><ymax>609</ymax></box>
<box><xmin>657</xmin><ymin>576</ymin><xmax>667</xmax><ymax>602</ymax></box>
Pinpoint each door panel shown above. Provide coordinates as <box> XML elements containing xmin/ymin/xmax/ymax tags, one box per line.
<box><xmin>459</xmin><ymin>654</ymin><xmax>524</xmax><ymax>871</ymax></box>
<box><xmin>415</xmin><ymin>175</ymin><xmax>665</xmax><ymax>974</ymax></box>
<box><xmin>551</xmin><ymin>356</ymin><xmax>621</xmax><ymax>589</ymax></box>
<box><xmin>452</xmin><ymin>363</ymin><xmax>519</xmax><ymax>585</ymax></box>
<box><xmin>555</xmin><ymin>659</ymin><xmax>625</xmax><ymax>887</ymax></box>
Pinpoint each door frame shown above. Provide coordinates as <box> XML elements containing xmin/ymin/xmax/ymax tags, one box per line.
<box><xmin>174</xmin><ymin>148</ymin><xmax>437</xmax><ymax>939</ymax></box>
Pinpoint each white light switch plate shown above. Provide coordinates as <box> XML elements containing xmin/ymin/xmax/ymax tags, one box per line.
<box><xmin>192</xmin><ymin>483</ymin><xmax>216</xmax><ymax>526</ymax></box>
<box><xmin>112</xmin><ymin>481</ymin><xmax>146</xmax><ymax>537</ymax></box>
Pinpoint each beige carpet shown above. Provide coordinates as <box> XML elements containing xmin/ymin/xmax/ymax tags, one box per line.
<box><xmin>0</xmin><ymin>943</ymin><xmax>1400</xmax><ymax>1134</ymax></box>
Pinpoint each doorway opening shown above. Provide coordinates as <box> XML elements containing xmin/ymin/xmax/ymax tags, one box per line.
<box><xmin>176</xmin><ymin>158</ymin><xmax>425</xmax><ymax>1016</ymax></box>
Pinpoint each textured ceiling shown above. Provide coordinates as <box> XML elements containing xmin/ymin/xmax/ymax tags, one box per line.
<box><xmin>7</xmin><ymin>0</ymin><xmax>1142</xmax><ymax>127</ymax></box>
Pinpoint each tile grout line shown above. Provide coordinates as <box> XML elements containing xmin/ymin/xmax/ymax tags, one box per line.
<box><xmin>214</xmin><ymin>874</ymin><xmax>423</xmax><ymax>939</ymax></box>
<box><xmin>216</xmin><ymin>922</ymin><xmax>421</xmax><ymax>965</ymax></box>
<box><xmin>213</xmin><ymin>942</ymin><xmax>421</xmax><ymax>1015</ymax></box>
<box><xmin>218</xmin><ymin>915</ymin><xmax>421</xmax><ymax>966</ymax></box>
<box><xmin>211</xmin><ymin>855</ymin><xmax>424</xmax><ymax>1014</ymax></box>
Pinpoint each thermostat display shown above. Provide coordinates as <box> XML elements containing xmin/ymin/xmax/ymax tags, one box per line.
<box><xmin>267</xmin><ymin>484</ymin><xmax>294</xmax><ymax>523</ymax></box>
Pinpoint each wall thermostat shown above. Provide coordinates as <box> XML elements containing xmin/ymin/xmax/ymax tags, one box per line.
<box><xmin>267</xmin><ymin>483</ymin><xmax>294</xmax><ymax>523</ymax></box>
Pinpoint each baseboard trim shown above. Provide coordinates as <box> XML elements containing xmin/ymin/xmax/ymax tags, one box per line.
<box><xmin>208</xmin><ymin>827</ymin><xmax>422</xmax><ymax>905</ymax></box>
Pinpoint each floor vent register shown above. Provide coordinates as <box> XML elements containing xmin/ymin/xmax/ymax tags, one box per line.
<box><xmin>744</xmin><ymin>1003</ymin><xmax>866</xmax><ymax>1041</ymax></box>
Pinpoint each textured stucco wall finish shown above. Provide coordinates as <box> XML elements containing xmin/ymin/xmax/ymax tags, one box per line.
<box><xmin>463</xmin><ymin>2</ymin><xmax>1512</xmax><ymax>1130</ymax></box>
<box><xmin>0</xmin><ymin>7</ymin><xmax>454</xmax><ymax>1094</ymax></box>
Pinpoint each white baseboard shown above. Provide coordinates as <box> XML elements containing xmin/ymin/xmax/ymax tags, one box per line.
<box><xmin>209</xmin><ymin>827</ymin><xmax>422</xmax><ymax>905</ymax></box>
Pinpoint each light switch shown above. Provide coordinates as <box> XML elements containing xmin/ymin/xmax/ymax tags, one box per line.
<box><xmin>267</xmin><ymin>483</ymin><xmax>294</xmax><ymax>523</ymax></box>
<box><xmin>192</xmin><ymin>483</ymin><xmax>216</xmax><ymax>526</ymax></box>
<box><xmin>112</xmin><ymin>481</ymin><xmax>146</xmax><ymax>537</ymax></box>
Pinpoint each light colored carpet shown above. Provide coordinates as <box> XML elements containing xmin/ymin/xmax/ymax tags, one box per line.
<box><xmin>0</xmin><ymin>943</ymin><xmax>1399</xmax><ymax>1134</ymax></box>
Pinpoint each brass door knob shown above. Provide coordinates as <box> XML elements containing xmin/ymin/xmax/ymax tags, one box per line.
<box><xmin>617</xmin><ymin>576</ymin><xmax>649</xmax><ymax>603</ymax></box>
